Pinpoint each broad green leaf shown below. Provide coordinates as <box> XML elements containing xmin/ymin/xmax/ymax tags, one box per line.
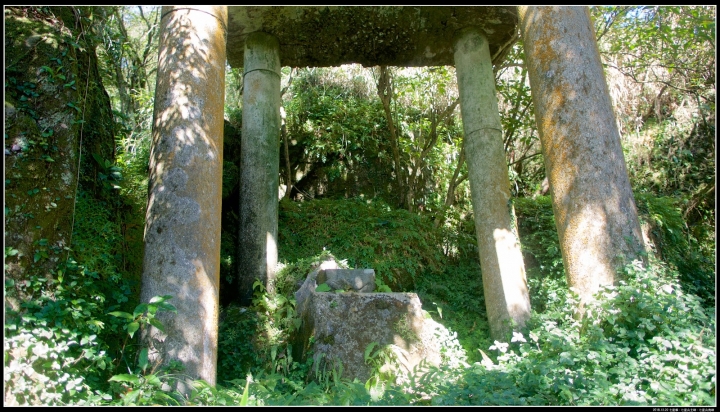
<box><xmin>109</xmin><ymin>374</ymin><xmax>141</xmax><ymax>385</ymax></box>
<box><xmin>133</xmin><ymin>303</ymin><xmax>148</xmax><ymax>318</ymax></box>
<box><xmin>109</xmin><ymin>311</ymin><xmax>134</xmax><ymax>320</ymax></box>
<box><xmin>127</xmin><ymin>322</ymin><xmax>140</xmax><ymax>338</ymax></box>
<box><xmin>149</xmin><ymin>295</ymin><xmax>172</xmax><ymax>304</ymax></box>
<box><xmin>144</xmin><ymin>373</ymin><xmax>161</xmax><ymax>387</ymax></box>
<box><xmin>364</xmin><ymin>341</ymin><xmax>378</xmax><ymax>362</ymax></box>
<box><xmin>152</xmin><ymin>391</ymin><xmax>178</xmax><ymax>404</ymax></box>
<box><xmin>123</xmin><ymin>389</ymin><xmax>142</xmax><ymax>405</ymax></box>
<box><xmin>240</xmin><ymin>375</ymin><xmax>251</xmax><ymax>406</ymax></box>
<box><xmin>138</xmin><ymin>347</ymin><xmax>149</xmax><ymax>373</ymax></box>
<box><xmin>157</xmin><ymin>302</ymin><xmax>177</xmax><ymax>312</ymax></box>
<box><xmin>148</xmin><ymin>317</ymin><xmax>165</xmax><ymax>332</ymax></box>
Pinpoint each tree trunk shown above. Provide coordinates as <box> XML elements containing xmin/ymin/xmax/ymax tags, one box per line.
<box><xmin>281</xmin><ymin>69</ymin><xmax>295</xmax><ymax>201</ymax></box>
<box><xmin>435</xmin><ymin>140</ymin><xmax>467</xmax><ymax>228</ymax></box>
<box><xmin>375</xmin><ymin>66</ymin><xmax>406</xmax><ymax>209</ymax></box>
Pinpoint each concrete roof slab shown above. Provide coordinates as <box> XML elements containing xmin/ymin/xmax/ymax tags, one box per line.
<box><xmin>227</xmin><ymin>6</ymin><xmax>518</xmax><ymax>68</ymax></box>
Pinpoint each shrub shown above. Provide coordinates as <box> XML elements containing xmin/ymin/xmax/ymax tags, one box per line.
<box><xmin>4</xmin><ymin>177</ymin><xmax>144</xmax><ymax>405</ymax></box>
<box><xmin>475</xmin><ymin>257</ymin><xmax>716</xmax><ymax>406</ymax></box>
<box><xmin>513</xmin><ymin>196</ymin><xmax>567</xmax><ymax>314</ymax></box>
<box><xmin>634</xmin><ymin>193</ymin><xmax>715</xmax><ymax>307</ymax></box>
<box><xmin>415</xmin><ymin>259</ymin><xmax>491</xmax><ymax>364</ymax></box>
<box><xmin>4</xmin><ymin>259</ymin><xmax>115</xmax><ymax>405</ymax></box>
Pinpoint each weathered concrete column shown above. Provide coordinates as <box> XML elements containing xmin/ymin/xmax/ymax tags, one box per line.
<box><xmin>141</xmin><ymin>6</ymin><xmax>227</xmax><ymax>392</ymax></box>
<box><xmin>238</xmin><ymin>32</ymin><xmax>281</xmax><ymax>305</ymax></box>
<box><xmin>518</xmin><ymin>7</ymin><xmax>645</xmax><ymax>311</ymax></box>
<box><xmin>453</xmin><ymin>27</ymin><xmax>531</xmax><ymax>341</ymax></box>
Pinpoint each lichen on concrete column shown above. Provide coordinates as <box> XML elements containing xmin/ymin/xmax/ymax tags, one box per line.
<box><xmin>141</xmin><ymin>5</ymin><xmax>227</xmax><ymax>393</ymax></box>
<box><xmin>518</xmin><ymin>6</ymin><xmax>645</xmax><ymax>311</ymax></box>
<box><xmin>238</xmin><ymin>32</ymin><xmax>281</xmax><ymax>305</ymax></box>
<box><xmin>453</xmin><ymin>27</ymin><xmax>531</xmax><ymax>341</ymax></box>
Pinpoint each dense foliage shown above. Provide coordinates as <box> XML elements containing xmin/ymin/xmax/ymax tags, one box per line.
<box><xmin>4</xmin><ymin>5</ymin><xmax>715</xmax><ymax>406</ymax></box>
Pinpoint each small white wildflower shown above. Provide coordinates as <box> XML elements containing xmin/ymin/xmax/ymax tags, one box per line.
<box><xmin>489</xmin><ymin>341</ymin><xmax>509</xmax><ymax>353</ymax></box>
<box><xmin>511</xmin><ymin>331</ymin><xmax>526</xmax><ymax>343</ymax></box>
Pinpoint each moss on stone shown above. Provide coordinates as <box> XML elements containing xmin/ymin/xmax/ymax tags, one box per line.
<box><xmin>4</xmin><ymin>6</ymin><xmax>116</xmax><ymax>305</ymax></box>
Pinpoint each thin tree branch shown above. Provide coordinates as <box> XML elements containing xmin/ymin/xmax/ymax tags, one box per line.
<box><xmin>508</xmin><ymin>151</ymin><xmax>542</xmax><ymax>167</ymax></box>
<box><xmin>595</xmin><ymin>6</ymin><xmax>632</xmax><ymax>44</ymax></box>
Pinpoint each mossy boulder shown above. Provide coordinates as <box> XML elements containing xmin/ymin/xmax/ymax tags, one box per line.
<box><xmin>4</xmin><ymin>6</ymin><xmax>115</xmax><ymax>311</ymax></box>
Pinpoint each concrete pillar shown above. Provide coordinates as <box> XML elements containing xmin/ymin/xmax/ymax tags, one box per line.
<box><xmin>141</xmin><ymin>6</ymin><xmax>227</xmax><ymax>392</ymax></box>
<box><xmin>518</xmin><ymin>7</ymin><xmax>645</xmax><ymax>311</ymax></box>
<box><xmin>453</xmin><ymin>27</ymin><xmax>531</xmax><ymax>341</ymax></box>
<box><xmin>238</xmin><ymin>32</ymin><xmax>281</xmax><ymax>305</ymax></box>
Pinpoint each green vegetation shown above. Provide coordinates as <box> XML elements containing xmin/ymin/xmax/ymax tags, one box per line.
<box><xmin>279</xmin><ymin>198</ymin><xmax>447</xmax><ymax>291</ymax></box>
<box><xmin>4</xmin><ymin>5</ymin><xmax>715</xmax><ymax>406</ymax></box>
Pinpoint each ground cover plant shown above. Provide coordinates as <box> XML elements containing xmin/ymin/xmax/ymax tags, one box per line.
<box><xmin>127</xmin><ymin>243</ymin><xmax>717</xmax><ymax>406</ymax></box>
<box><xmin>120</xmin><ymin>197</ymin><xmax>715</xmax><ymax>406</ymax></box>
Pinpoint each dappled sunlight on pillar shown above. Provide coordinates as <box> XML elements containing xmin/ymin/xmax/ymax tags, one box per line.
<box><xmin>190</xmin><ymin>258</ymin><xmax>219</xmax><ymax>379</ymax></box>
<box><xmin>493</xmin><ymin>228</ymin><xmax>531</xmax><ymax>325</ymax></box>
<box><xmin>141</xmin><ymin>5</ymin><xmax>227</xmax><ymax>392</ymax></box>
<box><xmin>453</xmin><ymin>26</ymin><xmax>531</xmax><ymax>340</ymax></box>
<box><xmin>238</xmin><ymin>31</ymin><xmax>281</xmax><ymax>304</ymax></box>
<box><xmin>266</xmin><ymin>231</ymin><xmax>278</xmax><ymax>293</ymax></box>
<box><xmin>519</xmin><ymin>6</ymin><xmax>646</xmax><ymax>311</ymax></box>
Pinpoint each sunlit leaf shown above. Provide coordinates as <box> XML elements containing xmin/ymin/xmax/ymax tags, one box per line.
<box><xmin>127</xmin><ymin>322</ymin><xmax>140</xmax><ymax>338</ymax></box>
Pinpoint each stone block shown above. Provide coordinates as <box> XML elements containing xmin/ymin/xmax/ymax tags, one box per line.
<box><xmin>293</xmin><ymin>260</ymin><xmax>443</xmax><ymax>383</ymax></box>
<box><xmin>294</xmin><ymin>257</ymin><xmax>340</xmax><ymax>316</ymax></box>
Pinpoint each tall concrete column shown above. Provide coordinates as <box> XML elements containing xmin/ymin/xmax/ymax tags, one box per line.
<box><xmin>238</xmin><ymin>32</ymin><xmax>281</xmax><ymax>305</ymax></box>
<box><xmin>518</xmin><ymin>7</ymin><xmax>645</xmax><ymax>311</ymax></box>
<box><xmin>453</xmin><ymin>27</ymin><xmax>531</xmax><ymax>341</ymax></box>
<box><xmin>141</xmin><ymin>6</ymin><xmax>227</xmax><ymax>392</ymax></box>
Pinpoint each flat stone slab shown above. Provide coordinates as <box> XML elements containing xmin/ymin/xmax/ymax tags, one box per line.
<box><xmin>317</xmin><ymin>269</ymin><xmax>375</xmax><ymax>293</ymax></box>
<box><xmin>227</xmin><ymin>6</ymin><xmax>518</xmax><ymax>68</ymax></box>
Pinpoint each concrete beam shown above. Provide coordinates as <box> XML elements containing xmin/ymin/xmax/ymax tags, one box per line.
<box><xmin>519</xmin><ymin>6</ymin><xmax>645</xmax><ymax>311</ymax></box>
<box><xmin>237</xmin><ymin>32</ymin><xmax>282</xmax><ymax>304</ymax></box>
<box><xmin>453</xmin><ymin>28</ymin><xmax>531</xmax><ymax>340</ymax></box>
<box><xmin>226</xmin><ymin>6</ymin><xmax>518</xmax><ymax>68</ymax></box>
<box><xmin>141</xmin><ymin>5</ymin><xmax>227</xmax><ymax>392</ymax></box>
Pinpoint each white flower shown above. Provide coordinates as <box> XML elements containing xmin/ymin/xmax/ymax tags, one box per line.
<box><xmin>511</xmin><ymin>331</ymin><xmax>527</xmax><ymax>343</ymax></box>
<box><xmin>489</xmin><ymin>341</ymin><xmax>509</xmax><ymax>352</ymax></box>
